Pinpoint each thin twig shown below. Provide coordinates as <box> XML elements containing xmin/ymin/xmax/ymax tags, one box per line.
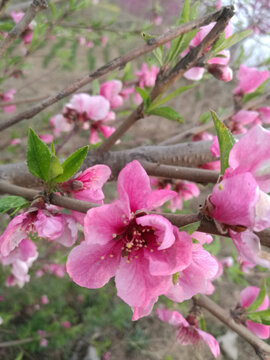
<box><xmin>0</xmin><ymin>6</ymin><xmax>233</xmax><ymax>132</ymax></box>
<box><xmin>160</xmin><ymin>92</ymin><xmax>270</xmax><ymax>145</ymax></box>
<box><xmin>0</xmin><ymin>95</ymin><xmax>49</xmax><ymax>107</ymax></box>
<box><xmin>96</xmin><ymin>6</ymin><xmax>235</xmax><ymax>153</ymax></box>
<box><xmin>196</xmin><ymin>294</ymin><xmax>270</xmax><ymax>356</ymax></box>
<box><xmin>0</xmin><ymin>0</ymin><xmax>49</xmax><ymax>57</ymax></box>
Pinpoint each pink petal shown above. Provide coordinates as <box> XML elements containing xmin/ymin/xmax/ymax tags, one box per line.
<box><xmin>192</xmin><ymin>231</ymin><xmax>213</xmax><ymax>245</ymax></box>
<box><xmin>136</xmin><ymin>214</ymin><xmax>175</xmax><ymax>250</ymax></box>
<box><xmin>115</xmin><ymin>257</ymin><xmax>171</xmax><ymax>308</ymax></box>
<box><xmin>69</xmin><ymin>94</ymin><xmax>110</xmax><ymax>121</ymax></box>
<box><xmin>132</xmin><ymin>296</ymin><xmax>158</xmax><ymax>321</ymax></box>
<box><xmin>184</xmin><ymin>67</ymin><xmax>205</xmax><ymax>81</ymax></box>
<box><xmin>246</xmin><ymin>321</ymin><xmax>270</xmax><ymax>339</ymax></box>
<box><xmin>156</xmin><ymin>308</ymin><xmax>189</xmax><ymax>327</ymax></box>
<box><xmin>232</xmin><ymin>110</ymin><xmax>260</xmax><ymax>125</ymax></box>
<box><xmin>230</xmin><ymin>230</ymin><xmax>270</xmax><ymax>268</ymax></box>
<box><xmin>100</xmin><ymin>80</ymin><xmax>123</xmax><ymax>109</ymax></box>
<box><xmin>117</xmin><ymin>160</ymin><xmax>151</xmax><ymax>213</ymax></box>
<box><xmin>234</xmin><ymin>65</ymin><xmax>269</xmax><ymax>94</ymax></box>
<box><xmin>211</xmin><ymin>172</ymin><xmax>258</xmax><ymax>227</ymax></box>
<box><xmin>241</xmin><ymin>286</ymin><xmax>269</xmax><ymax>310</ymax></box>
<box><xmin>259</xmin><ymin>107</ymin><xmax>270</xmax><ymax>124</ymax></box>
<box><xmin>146</xmin><ymin>189</ymin><xmax>177</xmax><ymax>210</ymax></box>
<box><xmin>229</xmin><ymin>126</ymin><xmax>270</xmax><ymax>193</ymax></box>
<box><xmin>197</xmin><ymin>329</ymin><xmax>220</xmax><ymax>358</ymax></box>
<box><xmin>99</xmin><ymin>125</ymin><xmax>115</xmax><ymax>138</ymax></box>
<box><xmin>35</xmin><ymin>211</ymin><xmax>63</xmax><ymax>241</ymax></box>
<box><xmin>67</xmin><ymin>241</ymin><xmax>121</xmax><ymax>288</ymax></box>
<box><xmin>89</xmin><ymin>128</ymin><xmax>101</xmax><ymax>144</ymax></box>
<box><xmin>54</xmin><ymin>215</ymin><xmax>77</xmax><ymax>247</ymax></box>
<box><xmin>145</xmin><ymin>228</ymin><xmax>192</xmax><ymax>276</ymax></box>
<box><xmin>84</xmin><ymin>202</ymin><xmax>126</xmax><ymax>245</ymax></box>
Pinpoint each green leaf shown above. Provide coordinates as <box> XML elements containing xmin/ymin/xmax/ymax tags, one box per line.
<box><xmin>122</xmin><ymin>63</ymin><xmax>133</xmax><ymax>82</ymax></box>
<box><xmin>203</xmin><ymin>236</ymin><xmax>221</xmax><ymax>256</ymax></box>
<box><xmin>147</xmin><ymin>106</ymin><xmax>183</xmax><ymax>122</ymax></box>
<box><xmin>0</xmin><ymin>196</ymin><xmax>29</xmax><ymax>214</ymax></box>
<box><xmin>210</xmin><ymin>29</ymin><xmax>252</xmax><ymax>57</ymax></box>
<box><xmin>198</xmin><ymin>315</ymin><xmax>206</xmax><ymax>331</ymax></box>
<box><xmin>246</xmin><ymin>280</ymin><xmax>267</xmax><ymax>313</ymax></box>
<box><xmin>135</xmin><ymin>86</ymin><xmax>150</xmax><ymax>109</ymax></box>
<box><xmin>51</xmin><ymin>142</ymin><xmax>55</xmax><ymax>155</ymax></box>
<box><xmin>242</xmin><ymin>79</ymin><xmax>269</xmax><ymax>103</ymax></box>
<box><xmin>211</xmin><ymin>110</ymin><xmax>235</xmax><ymax>174</ymax></box>
<box><xmin>179</xmin><ymin>221</ymin><xmax>200</xmax><ymax>235</ymax></box>
<box><xmin>246</xmin><ymin>309</ymin><xmax>270</xmax><ymax>325</ymax></box>
<box><xmin>48</xmin><ymin>155</ymin><xmax>63</xmax><ymax>183</ymax></box>
<box><xmin>15</xmin><ymin>352</ymin><xmax>24</xmax><ymax>360</ymax></box>
<box><xmin>149</xmin><ymin>84</ymin><xmax>195</xmax><ymax>109</ymax></box>
<box><xmin>27</xmin><ymin>128</ymin><xmax>51</xmax><ymax>181</ymax></box>
<box><xmin>54</xmin><ymin>146</ymin><xmax>89</xmax><ymax>183</ymax></box>
<box><xmin>153</xmin><ymin>45</ymin><xmax>164</xmax><ymax>66</ymax></box>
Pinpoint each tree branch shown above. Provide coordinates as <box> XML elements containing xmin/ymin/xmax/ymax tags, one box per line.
<box><xmin>196</xmin><ymin>294</ymin><xmax>270</xmax><ymax>357</ymax></box>
<box><xmin>96</xmin><ymin>6</ymin><xmax>235</xmax><ymax>153</ymax></box>
<box><xmin>0</xmin><ymin>0</ymin><xmax>49</xmax><ymax>57</ymax></box>
<box><xmin>160</xmin><ymin>92</ymin><xmax>270</xmax><ymax>146</ymax></box>
<box><xmin>0</xmin><ymin>6</ymin><xmax>232</xmax><ymax>132</ymax></box>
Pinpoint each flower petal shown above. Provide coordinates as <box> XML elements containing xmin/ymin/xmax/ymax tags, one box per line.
<box><xmin>146</xmin><ymin>189</ymin><xmax>177</xmax><ymax>210</ymax></box>
<box><xmin>156</xmin><ymin>308</ymin><xmax>189</xmax><ymax>327</ymax></box>
<box><xmin>197</xmin><ymin>329</ymin><xmax>220</xmax><ymax>358</ymax></box>
<box><xmin>67</xmin><ymin>241</ymin><xmax>121</xmax><ymax>288</ymax></box>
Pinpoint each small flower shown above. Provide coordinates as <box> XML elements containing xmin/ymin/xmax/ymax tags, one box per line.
<box><xmin>61</xmin><ymin>321</ymin><xmax>71</xmax><ymax>328</ymax></box>
<box><xmin>0</xmin><ymin>89</ymin><xmax>16</xmax><ymax>113</ymax></box>
<box><xmin>41</xmin><ymin>295</ymin><xmax>49</xmax><ymax>305</ymax></box>
<box><xmin>240</xmin><ymin>286</ymin><xmax>270</xmax><ymax>339</ymax></box>
<box><xmin>157</xmin><ymin>308</ymin><xmax>220</xmax><ymax>358</ymax></box>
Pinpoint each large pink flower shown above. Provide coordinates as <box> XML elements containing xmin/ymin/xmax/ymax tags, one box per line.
<box><xmin>67</xmin><ymin>160</ymin><xmax>192</xmax><ymax>319</ymax></box>
<box><xmin>240</xmin><ymin>286</ymin><xmax>270</xmax><ymax>339</ymax></box>
<box><xmin>209</xmin><ymin>126</ymin><xmax>270</xmax><ymax>267</ymax></box>
<box><xmin>157</xmin><ymin>308</ymin><xmax>220</xmax><ymax>358</ymax></box>
<box><xmin>234</xmin><ymin>65</ymin><xmax>269</xmax><ymax>95</ymax></box>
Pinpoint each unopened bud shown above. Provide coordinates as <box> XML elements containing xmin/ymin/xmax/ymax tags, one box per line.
<box><xmin>207</xmin><ymin>64</ymin><xmax>233</xmax><ymax>82</ymax></box>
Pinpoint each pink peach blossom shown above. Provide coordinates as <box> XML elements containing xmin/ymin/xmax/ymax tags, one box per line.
<box><xmin>207</xmin><ymin>64</ymin><xmax>233</xmax><ymax>82</ymax></box>
<box><xmin>38</xmin><ymin>134</ymin><xmax>54</xmax><ymax>144</ymax></box>
<box><xmin>67</xmin><ymin>160</ymin><xmax>192</xmax><ymax>320</ymax></box>
<box><xmin>41</xmin><ymin>295</ymin><xmax>49</xmax><ymax>305</ymax></box>
<box><xmin>135</xmin><ymin>63</ymin><xmax>159</xmax><ymax>103</ymax></box>
<box><xmin>61</xmin><ymin>321</ymin><xmax>71</xmax><ymax>328</ymax></box>
<box><xmin>234</xmin><ymin>65</ymin><xmax>269</xmax><ymax>95</ymax></box>
<box><xmin>0</xmin><ymin>89</ymin><xmax>16</xmax><ymax>113</ymax></box>
<box><xmin>231</xmin><ymin>110</ymin><xmax>260</xmax><ymax>126</ymax></box>
<box><xmin>157</xmin><ymin>308</ymin><xmax>220</xmax><ymax>358</ymax></box>
<box><xmin>240</xmin><ymin>286</ymin><xmax>270</xmax><ymax>339</ymax></box>
<box><xmin>61</xmin><ymin>165</ymin><xmax>111</xmax><ymax>224</ymax></box>
<box><xmin>100</xmin><ymin>80</ymin><xmax>123</xmax><ymax>109</ymax></box>
<box><xmin>209</xmin><ymin>126</ymin><xmax>270</xmax><ymax>267</ymax></box>
<box><xmin>259</xmin><ymin>107</ymin><xmax>270</xmax><ymax>124</ymax></box>
<box><xmin>10</xmin><ymin>138</ymin><xmax>21</xmax><ymax>146</ymax></box>
<box><xmin>11</xmin><ymin>11</ymin><xmax>35</xmax><ymax>45</ymax></box>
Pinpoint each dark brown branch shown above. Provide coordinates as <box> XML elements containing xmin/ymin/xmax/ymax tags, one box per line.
<box><xmin>0</xmin><ymin>0</ymin><xmax>49</xmax><ymax>57</ymax></box>
<box><xmin>96</xmin><ymin>6</ymin><xmax>235</xmax><ymax>153</ymax></box>
<box><xmin>0</xmin><ymin>6</ymin><xmax>232</xmax><ymax>132</ymax></box>
<box><xmin>140</xmin><ymin>161</ymin><xmax>219</xmax><ymax>184</ymax></box>
<box><xmin>196</xmin><ymin>294</ymin><xmax>270</xmax><ymax>356</ymax></box>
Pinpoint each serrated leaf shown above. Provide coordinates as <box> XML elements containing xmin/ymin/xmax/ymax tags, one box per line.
<box><xmin>246</xmin><ymin>309</ymin><xmax>270</xmax><ymax>325</ymax></box>
<box><xmin>147</xmin><ymin>106</ymin><xmax>183</xmax><ymax>122</ymax></box>
<box><xmin>211</xmin><ymin>110</ymin><xmax>235</xmax><ymax>174</ymax></box>
<box><xmin>135</xmin><ymin>86</ymin><xmax>150</xmax><ymax>109</ymax></box>
<box><xmin>179</xmin><ymin>221</ymin><xmax>200</xmax><ymax>235</ymax></box>
<box><xmin>27</xmin><ymin>128</ymin><xmax>51</xmax><ymax>181</ymax></box>
<box><xmin>48</xmin><ymin>155</ymin><xmax>63</xmax><ymax>183</ymax></box>
<box><xmin>210</xmin><ymin>30</ymin><xmax>252</xmax><ymax>57</ymax></box>
<box><xmin>54</xmin><ymin>146</ymin><xmax>88</xmax><ymax>183</ymax></box>
<box><xmin>149</xmin><ymin>84</ymin><xmax>195</xmax><ymax>109</ymax></box>
<box><xmin>246</xmin><ymin>280</ymin><xmax>267</xmax><ymax>313</ymax></box>
<box><xmin>0</xmin><ymin>196</ymin><xmax>29</xmax><ymax>214</ymax></box>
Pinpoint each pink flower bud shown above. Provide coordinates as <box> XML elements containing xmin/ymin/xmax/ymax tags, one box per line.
<box><xmin>207</xmin><ymin>64</ymin><xmax>233</xmax><ymax>82</ymax></box>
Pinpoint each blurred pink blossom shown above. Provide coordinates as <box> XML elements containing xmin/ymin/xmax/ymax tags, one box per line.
<box><xmin>234</xmin><ymin>65</ymin><xmax>269</xmax><ymax>95</ymax></box>
<box><xmin>0</xmin><ymin>89</ymin><xmax>16</xmax><ymax>113</ymax></box>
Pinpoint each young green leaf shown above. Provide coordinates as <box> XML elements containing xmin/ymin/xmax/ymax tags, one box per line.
<box><xmin>210</xmin><ymin>29</ymin><xmax>252</xmax><ymax>57</ymax></box>
<box><xmin>179</xmin><ymin>221</ymin><xmax>200</xmax><ymax>235</ymax></box>
<box><xmin>27</xmin><ymin>128</ymin><xmax>51</xmax><ymax>181</ymax></box>
<box><xmin>200</xmin><ymin>111</ymin><xmax>212</xmax><ymax>124</ymax></box>
<box><xmin>246</xmin><ymin>309</ymin><xmax>270</xmax><ymax>325</ymax></box>
<box><xmin>149</xmin><ymin>84</ymin><xmax>195</xmax><ymax>109</ymax></box>
<box><xmin>48</xmin><ymin>155</ymin><xmax>63</xmax><ymax>184</ymax></box>
<box><xmin>135</xmin><ymin>86</ymin><xmax>150</xmax><ymax>109</ymax></box>
<box><xmin>211</xmin><ymin>110</ymin><xmax>235</xmax><ymax>174</ymax></box>
<box><xmin>54</xmin><ymin>146</ymin><xmax>89</xmax><ymax>183</ymax></box>
<box><xmin>153</xmin><ymin>46</ymin><xmax>164</xmax><ymax>66</ymax></box>
<box><xmin>198</xmin><ymin>314</ymin><xmax>206</xmax><ymax>331</ymax></box>
<box><xmin>147</xmin><ymin>106</ymin><xmax>184</xmax><ymax>123</ymax></box>
<box><xmin>246</xmin><ymin>280</ymin><xmax>267</xmax><ymax>313</ymax></box>
<box><xmin>172</xmin><ymin>272</ymin><xmax>180</xmax><ymax>285</ymax></box>
<box><xmin>0</xmin><ymin>195</ymin><xmax>29</xmax><ymax>214</ymax></box>
<box><xmin>51</xmin><ymin>142</ymin><xmax>55</xmax><ymax>155</ymax></box>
